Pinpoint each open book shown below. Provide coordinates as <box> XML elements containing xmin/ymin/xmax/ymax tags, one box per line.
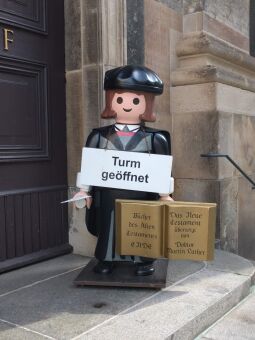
<box><xmin>115</xmin><ymin>200</ymin><xmax>216</xmax><ymax>261</ymax></box>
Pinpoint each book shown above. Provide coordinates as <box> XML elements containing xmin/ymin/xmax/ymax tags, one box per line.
<box><xmin>115</xmin><ymin>200</ymin><xmax>216</xmax><ymax>261</ymax></box>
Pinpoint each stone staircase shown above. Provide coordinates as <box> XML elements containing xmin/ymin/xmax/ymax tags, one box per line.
<box><xmin>0</xmin><ymin>250</ymin><xmax>254</xmax><ymax>339</ymax></box>
<box><xmin>197</xmin><ymin>285</ymin><xmax>255</xmax><ymax>339</ymax></box>
<box><xmin>83</xmin><ymin>250</ymin><xmax>254</xmax><ymax>340</ymax></box>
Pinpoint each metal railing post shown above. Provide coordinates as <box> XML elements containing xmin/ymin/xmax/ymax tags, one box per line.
<box><xmin>200</xmin><ymin>153</ymin><xmax>255</xmax><ymax>189</ymax></box>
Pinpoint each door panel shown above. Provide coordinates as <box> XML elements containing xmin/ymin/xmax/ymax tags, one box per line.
<box><xmin>0</xmin><ymin>0</ymin><xmax>47</xmax><ymax>33</ymax></box>
<box><xmin>0</xmin><ymin>57</ymin><xmax>48</xmax><ymax>160</ymax></box>
<box><xmin>0</xmin><ymin>0</ymin><xmax>71</xmax><ymax>272</ymax></box>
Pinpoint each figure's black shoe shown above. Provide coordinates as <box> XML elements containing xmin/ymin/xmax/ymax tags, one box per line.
<box><xmin>93</xmin><ymin>261</ymin><xmax>113</xmax><ymax>274</ymax></box>
<box><xmin>135</xmin><ymin>263</ymin><xmax>155</xmax><ymax>276</ymax></box>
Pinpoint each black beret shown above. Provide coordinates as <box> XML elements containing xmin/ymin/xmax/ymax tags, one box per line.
<box><xmin>104</xmin><ymin>65</ymin><xmax>163</xmax><ymax>95</ymax></box>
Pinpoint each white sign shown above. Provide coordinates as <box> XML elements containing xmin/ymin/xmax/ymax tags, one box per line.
<box><xmin>79</xmin><ymin>148</ymin><xmax>173</xmax><ymax>193</ymax></box>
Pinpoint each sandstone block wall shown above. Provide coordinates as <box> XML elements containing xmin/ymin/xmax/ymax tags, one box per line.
<box><xmin>65</xmin><ymin>0</ymin><xmax>126</xmax><ymax>256</ymax></box>
<box><xmin>172</xmin><ymin>1</ymin><xmax>255</xmax><ymax>259</ymax></box>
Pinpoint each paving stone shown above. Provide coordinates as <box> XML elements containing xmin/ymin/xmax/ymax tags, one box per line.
<box><xmin>167</xmin><ymin>259</ymin><xmax>204</xmax><ymax>283</ymax></box>
<box><xmin>0</xmin><ymin>268</ymin><xmax>155</xmax><ymax>340</ymax></box>
<box><xmin>0</xmin><ymin>254</ymin><xmax>88</xmax><ymax>296</ymax></box>
<box><xmin>0</xmin><ymin>321</ymin><xmax>46</xmax><ymax>340</ymax></box>
<box><xmin>207</xmin><ymin>249</ymin><xmax>255</xmax><ymax>277</ymax></box>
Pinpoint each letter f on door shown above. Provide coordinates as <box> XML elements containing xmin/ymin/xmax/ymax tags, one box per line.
<box><xmin>3</xmin><ymin>28</ymin><xmax>14</xmax><ymax>51</ymax></box>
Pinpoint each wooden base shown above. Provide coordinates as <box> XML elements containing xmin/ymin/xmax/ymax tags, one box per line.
<box><xmin>74</xmin><ymin>258</ymin><xmax>168</xmax><ymax>289</ymax></box>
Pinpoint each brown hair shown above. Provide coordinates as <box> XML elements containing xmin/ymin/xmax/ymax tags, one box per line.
<box><xmin>101</xmin><ymin>89</ymin><xmax>156</xmax><ymax>122</ymax></box>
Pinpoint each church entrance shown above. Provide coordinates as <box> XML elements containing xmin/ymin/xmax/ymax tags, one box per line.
<box><xmin>0</xmin><ymin>0</ymin><xmax>71</xmax><ymax>273</ymax></box>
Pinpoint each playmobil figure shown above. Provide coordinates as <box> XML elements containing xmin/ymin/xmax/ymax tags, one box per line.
<box><xmin>75</xmin><ymin>65</ymin><xmax>174</xmax><ymax>276</ymax></box>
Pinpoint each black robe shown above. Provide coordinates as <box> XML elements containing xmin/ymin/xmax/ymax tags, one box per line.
<box><xmin>85</xmin><ymin>124</ymin><xmax>171</xmax><ymax>261</ymax></box>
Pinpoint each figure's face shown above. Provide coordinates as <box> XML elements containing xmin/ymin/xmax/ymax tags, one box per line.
<box><xmin>112</xmin><ymin>91</ymin><xmax>146</xmax><ymax>124</ymax></box>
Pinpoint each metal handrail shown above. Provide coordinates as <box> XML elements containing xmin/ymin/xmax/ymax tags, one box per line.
<box><xmin>200</xmin><ymin>153</ymin><xmax>255</xmax><ymax>189</ymax></box>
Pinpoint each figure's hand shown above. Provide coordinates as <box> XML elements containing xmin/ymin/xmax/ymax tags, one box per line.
<box><xmin>73</xmin><ymin>190</ymin><xmax>93</xmax><ymax>209</ymax></box>
<box><xmin>159</xmin><ymin>195</ymin><xmax>174</xmax><ymax>201</ymax></box>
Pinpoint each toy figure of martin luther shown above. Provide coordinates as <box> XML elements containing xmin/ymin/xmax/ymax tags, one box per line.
<box><xmin>76</xmin><ymin>65</ymin><xmax>174</xmax><ymax>276</ymax></box>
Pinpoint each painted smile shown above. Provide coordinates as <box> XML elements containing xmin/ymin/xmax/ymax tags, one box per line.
<box><xmin>123</xmin><ymin>108</ymin><xmax>132</xmax><ymax>112</ymax></box>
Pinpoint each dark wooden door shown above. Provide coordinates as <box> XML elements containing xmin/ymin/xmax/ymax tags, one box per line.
<box><xmin>0</xmin><ymin>0</ymin><xmax>71</xmax><ymax>273</ymax></box>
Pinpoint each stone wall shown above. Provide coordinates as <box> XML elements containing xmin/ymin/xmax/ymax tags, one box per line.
<box><xmin>144</xmin><ymin>0</ymin><xmax>182</xmax><ymax>134</ymax></box>
<box><xmin>184</xmin><ymin>0</ymin><xmax>249</xmax><ymax>36</ymax></box>
<box><xmin>173</xmin><ymin>1</ymin><xmax>255</xmax><ymax>259</ymax></box>
<box><xmin>183</xmin><ymin>0</ymin><xmax>250</xmax><ymax>52</ymax></box>
<box><xmin>65</xmin><ymin>0</ymin><xmax>126</xmax><ymax>256</ymax></box>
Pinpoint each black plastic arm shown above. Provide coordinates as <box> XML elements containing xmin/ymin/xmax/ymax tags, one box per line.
<box><xmin>200</xmin><ymin>153</ymin><xmax>255</xmax><ymax>189</ymax></box>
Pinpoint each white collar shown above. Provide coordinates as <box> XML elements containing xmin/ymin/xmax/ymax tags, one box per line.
<box><xmin>115</xmin><ymin>124</ymin><xmax>140</xmax><ymax>131</ymax></box>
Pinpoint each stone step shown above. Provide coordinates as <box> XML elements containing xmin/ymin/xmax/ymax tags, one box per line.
<box><xmin>83</xmin><ymin>250</ymin><xmax>255</xmax><ymax>340</ymax></box>
<box><xmin>0</xmin><ymin>250</ymin><xmax>254</xmax><ymax>340</ymax></box>
<box><xmin>197</xmin><ymin>286</ymin><xmax>255</xmax><ymax>339</ymax></box>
